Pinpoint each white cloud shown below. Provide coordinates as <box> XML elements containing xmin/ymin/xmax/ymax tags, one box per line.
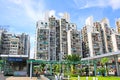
<box><xmin>9</xmin><ymin>0</ymin><xmax>66</xmax><ymax>20</ymax></box>
<box><xmin>9</xmin><ymin>0</ymin><xmax>45</xmax><ymax>21</ymax></box>
<box><xmin>109</xmin><ymin>0</ymin><xmax>120</xmax><ymax>10</ymax></box>
<box><xmin>73</xmin><ymin>0</ymin><xmax>120</xmax><ymax>10</ymax></box>
<box><xmin>58</xmin><ymin>12</ymin><xmax>64</xmax><ymax>17</ymax></box>
<box><xmin>49</xmin><ymin>10</ymin><xmax>56</xmax><ymax>17</ymax></box>
<box><xmin>48</xmin><ymin>10</ymin><xmax>65</xmax><ymax>19</ymax></box>
<box><xmin>9</xmin><ymin>0</ymin><xmax>22</xmax><ymax>4</ymax></box>
<box><xmin>8</xmin><ymin>0</ymin><xmax>46</xmax><ymax>58</ymax></box>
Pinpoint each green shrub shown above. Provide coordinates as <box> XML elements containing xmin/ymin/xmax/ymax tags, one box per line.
<box><xmin>70</xmin><ymin>73</ymin><xmax>78</xmax><ymax>77</ymax></box>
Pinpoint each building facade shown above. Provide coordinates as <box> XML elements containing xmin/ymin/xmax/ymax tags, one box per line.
<box><xmin>67</xmin><ymin>23</ymin><xmax>81</xmax><ymax>56</ymax></box>
<box><xmin>116</xmin><ymin>18</ymin><xmax>120</xmax><ymax>34</ymax></box>
<box><xmin>36</xmin><ymin>14</ymin><xmax>82</xmax><ymax>61</ymax></box>
<box><xmin>36</xmin><ymin>20</ymin><xmax>49</xmax><ymax>60</ymax></box>
<box><xmin>81</xmin><ymin>16</ymin><xmax>120</xmax><ymax>58</ymax></box>
<box><xmin>36</xmin><ymin>14</ymin><xmax>120</xmax><ymax>61</ymax></box>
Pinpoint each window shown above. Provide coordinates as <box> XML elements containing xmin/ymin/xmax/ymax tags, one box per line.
<box><xmin>45</xmin><ymin>22</ymin><xmax>47</xmax><ymax>25</ymax></box>
<box><xmin>41</xmin><ymin>22</ymin><xmax>43</xmax><ymax>25</ymax></box>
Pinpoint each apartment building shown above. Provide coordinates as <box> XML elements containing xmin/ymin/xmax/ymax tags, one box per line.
<box><xmin>9</xmin><ymin>36</ymin><xmax>19</xmax><ymax>55</ymax></box>
<box><xmin>36</xmin><ymin>13</ymin><xmax>82</xmax><ymax>61</ymax></box>
<box><xmin>81</xmin><ymin>16</ymin><xmax>120</xmax><ymax>58</ymax></box>
<box><xmin>116</xmin><ymin>18</ymin><xmax>120</xmax><ymax>34</ymax></box>
<box><xmin>19</xmin><ymin>33</ymin><xmax>30</xmax><ymax>56</ymax></box>
<box><xmin>59</xmin><ymin>18</ymin><xmax>68</xmax><ymax>60</ymax></box>
<box><xmin>36</xmin><ymin>16</ymin><xmax>67</xmax><ymax>61</ymax></box>
<box><xmin>67</xmin><ymin>23</ymin><xmax>81</xmax><ymax>56</ymax></box>
<box><xmin>49</xmin><ymin>16</ymin><xmax>58</xmax><ymax>60</ymax></box>
<box><xmin>86</xmin><ymin>16</ymin><xmax>103</xmax><ymax>57</ymax></box>
<box><xmin>112</xmin><ymin>33</ymin><xmax>120</xmax><ymax>52</ymax></box>
<box><xmin>1</xmin><ymin>32</ymin><xmax>30</xmax><ymax>56</ymax></box>
<box><xmin>81</xmin><ymin>26</ymin><xmax>89</xmax><ymax>58</ymax></box>
<box><xmin>36</xmin><ymin>20</ymin><xmax>49</xmax><ymax>60</ymax></box>
<box><xmin>81</xmin><ymin>17</ymin><xmax>116</xmax><ymax>57</ymax></box>
<box><xmin>101</xmin><ymin>18</ymin><xmax>113</xmax><ymax>53</ymax></box>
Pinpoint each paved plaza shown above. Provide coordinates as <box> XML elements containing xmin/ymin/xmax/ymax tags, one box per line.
<box><xmin>0</xmin><ymin>73</ymin><xmax>49</xmax><ymax>80</ymax></box>
<box><xmin>5</xmin><ymin>77</ymin><xmax>37</xmax><ymax>80</ymax></box>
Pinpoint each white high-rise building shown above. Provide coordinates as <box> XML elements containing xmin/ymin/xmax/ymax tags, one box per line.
<box><xmin>116</xmin><ymin>18</ymin><xmax>120</xmax><ymax>34</ymax></box>
<box><xmin>36</xmin><ymin>20</ymin><xmax>49</xmax><ymax>60</ymax></box>
<box><xmin>36</xmin><ymin>14</ymin><xmax>82</xmax><ymax>61</ymax></box>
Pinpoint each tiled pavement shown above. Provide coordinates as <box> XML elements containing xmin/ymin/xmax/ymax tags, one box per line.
<box><xmin>0</xmin><ymin>74</ymin><xmax>49</xmax><ymax>80</ymax></box>
<box><xmin>40</xmin><ymin>75</ymin><xmax>49</xmax><ymax>80</ymax></box>
<box><xmin>5</xmin><ymin>77</ymin><xmax>37</xmax><ymax>80</ymax></box>
<box><xmin>0</xmin><ymin>73</ymin><xmax>5</xmax><ymax>80</ymax></box>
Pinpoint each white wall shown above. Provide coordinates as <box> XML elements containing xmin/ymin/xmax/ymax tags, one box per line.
<box><xmin>88</xmin><ymin>32</ymin><xmax>93</xmax><ymax>57</ymax></box>
<box><xmin>67</xmin><ymin>30</ymin><xmax>71</xmax><ymax>55</ymax></box>
<box><xmin>111</xmin><ymin>34</ymin><xmax>118</xmax><ymax>52</ymax></box>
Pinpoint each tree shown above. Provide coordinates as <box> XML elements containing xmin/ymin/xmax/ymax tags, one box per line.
<box><xmin>101</xmin><ymin>57</ymin><xmax>109</xmax><ymax>66</ymax></box>
<box><xmin>100</xmin><ymin>57</ymin><xmax>109</xmax><ymax>76</ymax></box>
<box><xmin>64</xmin><ymin>54</ymin><xmax>81</xmax><ymax>73</ymax></box>
<box><xmin>64</xmin><ymin>54</ymin><xmax>81</xmax><ymax>62</ymax></box>
<box><xmin>0</xmin><ymin>60</ymin><xmax>4</xmax><ymax>71</ymax></box>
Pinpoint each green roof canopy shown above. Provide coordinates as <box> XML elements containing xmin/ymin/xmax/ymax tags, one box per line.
<box><xmin>27</xmin><ymin>59</ymin><xmax>97</xmax><ymax>65</ymax></box>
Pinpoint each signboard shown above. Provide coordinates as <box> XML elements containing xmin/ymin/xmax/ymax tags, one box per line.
<box><xmin>8</xmin><ymin>57</ymin><xmax>23</xmax><ymax>62</ymax></box>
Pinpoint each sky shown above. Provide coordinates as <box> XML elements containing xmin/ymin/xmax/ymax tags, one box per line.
<box><xmin>0</xmin><ymin>0</ymin><xmax>120</xmax><ymax>58</ymax></box>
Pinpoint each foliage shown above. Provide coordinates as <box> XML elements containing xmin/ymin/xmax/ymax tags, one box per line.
<box><xmin>97</xmin><ymin>67</ymin><xmax>105</xmax><ymax>74</ymax></box>
<box><xmin>0</xmin><ymin>60</ymin><xmax>3</xmax><ymax>66</ymax></box>
<box><xmin>64</xmin><ymin>54</ymin><xmax>81</xmax><ymax>62</ymax></box>
<box><xmin>100</xmin><ymin>57</ymin><xmax>109</xmax><ymax>76</ymax></box>
<box><xmin>97</xmin><ymin>67</ymin><xmax>106</xmax><ymax>76</ymax></box>
<box><xmin>53</xmin><ymin>64</ymin><xmax>59</xmax><ymax>72</ymax></box>
<box><xmin>70</xmin><ymin>73</ymin><xmax>78</xmax><ymax>77</ymax></box>
<box><xmin>33</xmin><ymin>63</ymin><xmax>46</xmax><ymax>73</ymax></box>
<box><xmin>64</xmin><ymin>54</ymin><xmax>81</xmax><ymax>74</ymax></box>
<box><xmin>78</xmin><ymin>68</ymin><xmax>85</xmax><ymax>76</ymax></box>
<box><xmin>100</xmin><ymin>57</ymin><xmax>109</xmax><ymax>65</ymax></box>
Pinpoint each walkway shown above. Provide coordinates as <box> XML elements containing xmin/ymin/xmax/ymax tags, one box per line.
<box><xmin>5</xmin><ymin>77</ymin><xmax>37</xmax><ymax>80</ymax></box>
<box><xmin>40</xmin><ymin>75</ymin><xmax>49</xmax><ymax>80</ymax></box>
<box><xmin>0</xmin><ymin>73</ymin><xmax>5</xmax><ymax>80</ymax></box>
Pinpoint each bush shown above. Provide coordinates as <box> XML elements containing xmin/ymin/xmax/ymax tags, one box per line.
<box><xmin>97</xmin><ymin>67</ymin><xmax>106</xmax><ymax>76</ymax></box>
<box><xmin>70</xmin><ymin>74</ymin><xmax>78</xmax><ymax>77</ymax></box>
<box><xmin>78</xmin><ymin>68</ymin><xmax>85</xmax><ymax>76</ymax></box>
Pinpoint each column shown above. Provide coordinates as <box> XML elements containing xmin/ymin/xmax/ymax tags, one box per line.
<box><xmin>50</xmin><ymin>64</ymin><xmax>52</xmax><ymax>74</ymax></box>
<box><xmin>94</xmin><ymin>62</ymin><xmax>96</xmax><ymax>76</ymax></box>
<box><xmin>30</xmin><ymin>61</ymin><xmax>32</xmax><ymax>79</ymax></box>
<box><xmin>114</xmin><ymin>56</ymin><xmax>120</xmax><ymax>76</ymax></box>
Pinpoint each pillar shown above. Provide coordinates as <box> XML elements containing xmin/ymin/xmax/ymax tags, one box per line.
<box><xmin>114</xmin><ymin>56</ymin><xmax>120</xmax><ymax>76</ymax></box>
<box><xmin>50</xmin><ymin>64</ymin><xmax>52</xmax><ymax>74</ymax></box>
<box><xmin>30</xmin><ymin>61</ymin><xmax>32</xmax><ymax>79</ymax></box>
<box><xmin>94</xmin><ymin>63</ymin><xmax>96</xmax><ymax>76</ymax></box>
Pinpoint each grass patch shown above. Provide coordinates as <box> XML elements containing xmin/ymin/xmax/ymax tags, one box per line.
<box><xmin>70</xmin><ymin>76</ymin><xmax>120</xmax><ymax>80</ymax></box>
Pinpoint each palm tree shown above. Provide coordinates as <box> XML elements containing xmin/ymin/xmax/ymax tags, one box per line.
<box><xmin>64</xmin><ymin>54</ymin><xmax>81</xmax><ymax>73</ymax></box>
<box><xmin>100</xmin><ymin>57</ymin><xmax>109</xmax><ymax>76</ymax></box>
<box><xmin>64</xmin><ymin>54</ymin><xmax>81</xmax><ymax>62</ymax></box>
